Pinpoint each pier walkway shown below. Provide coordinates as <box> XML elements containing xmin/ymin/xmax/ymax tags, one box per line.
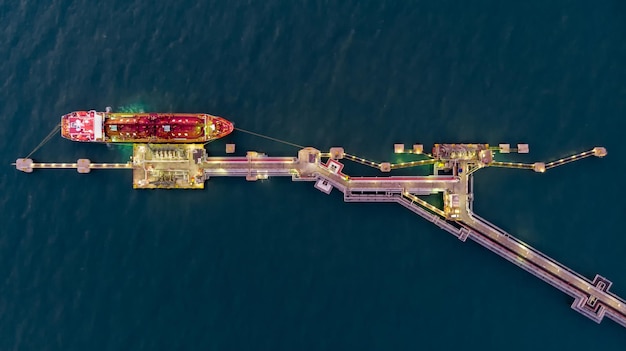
<box><xmin>14</xmin><ymin>143</ymin><xmax>626</xmax><ymax>328</ymax></box>
<box><xmin>461</xmin><ymin>211</ymin><xmax>626</xmax><ymax>327</ymax></box>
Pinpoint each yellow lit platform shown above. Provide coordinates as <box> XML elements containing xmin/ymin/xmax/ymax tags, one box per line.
<box><xmin>132</xmin><ymin>144</ymin><xmax>206</xmax><ymax>189</ymax></box>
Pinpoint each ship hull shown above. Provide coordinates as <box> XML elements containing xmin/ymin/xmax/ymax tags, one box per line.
<box><xmin>61</xmin><ymin>111</ymin><xmax>234</xmax><ymax>143</ymax></box>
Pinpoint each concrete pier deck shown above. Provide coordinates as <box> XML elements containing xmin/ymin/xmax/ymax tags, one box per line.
<box><xmin>14</xmin><ymin>143</ymin><xmax>624</xmax><ymax>328</ymax></box>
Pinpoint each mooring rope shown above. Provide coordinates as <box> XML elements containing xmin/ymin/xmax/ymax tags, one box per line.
<box><xmin>234</xmin><ymin>127</ymin><xmax>305</xmax><ymax>149</ymax></box>
<box><xmin>25</xmin><ymin>123</ymin><xmax>62</xmax><ymax>158</ymax></box>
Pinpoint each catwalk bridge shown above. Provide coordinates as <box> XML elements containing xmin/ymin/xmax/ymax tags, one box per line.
<box><xmin>14</xmin><ymin>142</ymin><xmax>625</xmax><ymax>328</ymax></box>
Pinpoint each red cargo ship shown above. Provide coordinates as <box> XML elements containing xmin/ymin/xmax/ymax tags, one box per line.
<box><xmin>61</xmin><ymin>110</ymin><xmax>234</xmax><ymax>143</ymax></box>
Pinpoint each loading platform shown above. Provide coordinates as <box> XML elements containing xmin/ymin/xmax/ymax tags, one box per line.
<box><xmin>13</xmin><ymin>143</ymin><xmax>625</xmax><ymax>328</ymax></box>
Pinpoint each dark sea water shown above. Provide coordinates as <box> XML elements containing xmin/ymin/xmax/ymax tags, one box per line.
<box><xmin>2</xmin><ymin>1</ymin><xmax>626</xmax><ymax>349</ymax></box>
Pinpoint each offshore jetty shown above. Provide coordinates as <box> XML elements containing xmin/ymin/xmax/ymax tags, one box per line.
<box><xmin>15</xmin><ymin>111</ymin><xmax>625</xmax><ymax>329</ymax></box>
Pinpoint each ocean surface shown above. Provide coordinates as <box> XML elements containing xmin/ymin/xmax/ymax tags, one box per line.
<box><xmin>1</xmin><ymin>1</ymin><xmax>625</xmax><ymax>349</ymax></box>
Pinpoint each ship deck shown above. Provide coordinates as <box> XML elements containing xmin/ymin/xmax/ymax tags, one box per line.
<box><xmin>105</xmin><ymin>114</ymin><xmax>208</xmax><ymax>142</ymax></box>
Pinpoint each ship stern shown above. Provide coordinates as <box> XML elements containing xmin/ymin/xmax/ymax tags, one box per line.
<box><xmin>60</xmin><ymin>113</ymin><xmax>72</xmax><ymax>140</ymax></box>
